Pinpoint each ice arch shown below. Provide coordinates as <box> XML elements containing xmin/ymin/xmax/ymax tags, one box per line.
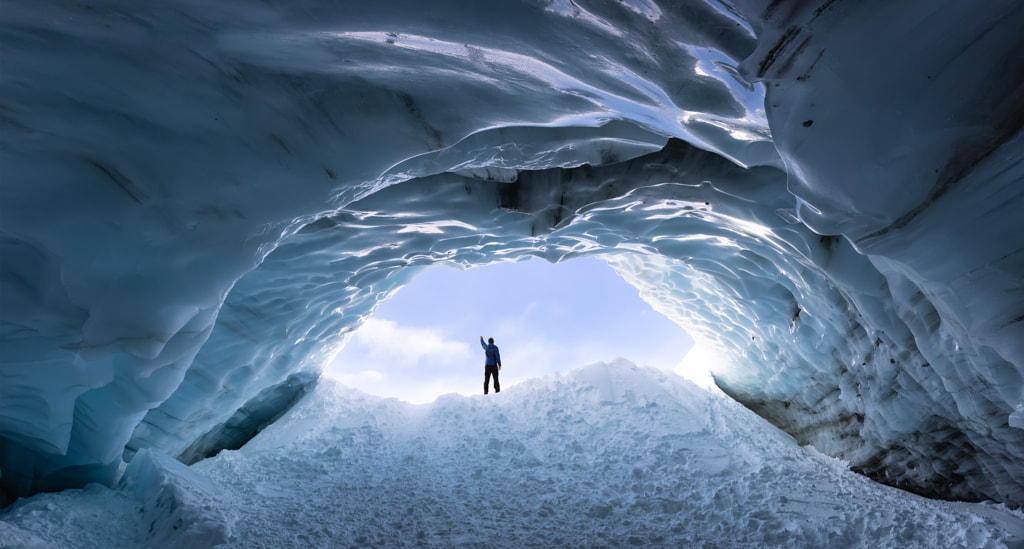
<box><xmin>1</xmin><ymin>0</ymin><xmax>1023</xmax><ymax>509</ymax></box>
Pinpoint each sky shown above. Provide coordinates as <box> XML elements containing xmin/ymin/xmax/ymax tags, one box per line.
<box><xmin>324</xmin><ymin>256</ymin><xmax>697</xmax><ymax>403</ymax></box>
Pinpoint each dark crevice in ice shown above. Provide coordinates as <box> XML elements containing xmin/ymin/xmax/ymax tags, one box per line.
<box><xmin>176</xmin><ymin>371</ymin><xmax>319</xmax><ymax>466</ymax></box>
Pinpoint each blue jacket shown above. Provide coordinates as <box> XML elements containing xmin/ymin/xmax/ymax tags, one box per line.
<box><xmin>480</xmin><ymin>338</ymin><xmax>501</xmax><ymax>366</ymax></box>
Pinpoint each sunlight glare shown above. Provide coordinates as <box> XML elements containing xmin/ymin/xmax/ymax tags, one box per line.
<box><xmin>673</xmin><ymin>343</ymin><xmax>720</xmax><ymax>389</ymax></box>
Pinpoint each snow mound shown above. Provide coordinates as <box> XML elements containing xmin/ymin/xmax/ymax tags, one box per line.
<box><xmin>0</xmin><ymin>449</ymin><xmax>234</xmax><ymax>549</ymax></box>
<box><xmin>3</xmin><ymin>360</ymin><xmax>1021</xmax><ymax>547</ymax></box>
<box><xmin>186</xmin><ymin>360</ymin><xmax>1020</xmax><ymax>548</ymax></box>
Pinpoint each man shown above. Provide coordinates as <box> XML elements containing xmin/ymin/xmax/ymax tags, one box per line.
<box><xmin>479</xmin><ymin>336</ymin><xmax>501</xmax><ymax>394</ymax></box>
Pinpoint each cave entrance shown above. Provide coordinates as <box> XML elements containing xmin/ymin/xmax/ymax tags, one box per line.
<box><xmin>324</xmin><ymin>256</ymin><xmax>700</xmax><ymax>403</ymax></box>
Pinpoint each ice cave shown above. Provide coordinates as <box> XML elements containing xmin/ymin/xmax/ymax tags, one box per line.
<box><xmin>2</xmin><ymin>0</ymin><xmax>1024</xmax><ymax>546</ymax></box>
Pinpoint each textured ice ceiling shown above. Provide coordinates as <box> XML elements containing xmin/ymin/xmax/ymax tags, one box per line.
<box><xmin>2</xmin><ymin>0</ymin><xmax>1023</xmax><ymax>508</ymax></box>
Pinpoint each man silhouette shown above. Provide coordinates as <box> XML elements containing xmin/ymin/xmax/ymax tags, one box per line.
<box><xmin>479</xmin><ymin>336</ymin><xmax>501</xmax><ymax>394</ymax></box>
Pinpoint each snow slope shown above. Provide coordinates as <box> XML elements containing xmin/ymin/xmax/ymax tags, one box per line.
<box><xmin>4</xmin><ymin>360</ymin><xmax>1019</xmax><ymax>548</ymax></box>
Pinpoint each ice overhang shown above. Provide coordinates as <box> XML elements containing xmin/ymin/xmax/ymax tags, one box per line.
<box><xmin>1</xmin><ymin>0</ymin><xmax>1023</xmax><ymax>508</ymax></box>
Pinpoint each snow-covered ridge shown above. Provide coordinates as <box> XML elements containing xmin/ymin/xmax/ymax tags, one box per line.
<box><xmin>1</xmin><ymin>0</ymin><xmax>1023</xmax><ymax>511</ymax></box>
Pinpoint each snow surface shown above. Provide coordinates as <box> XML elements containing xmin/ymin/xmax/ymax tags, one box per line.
<box><xmin>3</xmin><ymin>360</ymin><xmax>1022</xmax><ymax>548</ymax></box>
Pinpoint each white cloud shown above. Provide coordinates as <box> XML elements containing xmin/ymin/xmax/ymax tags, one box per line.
<box><xmin>329</xmin><ymin>318</ymin><xmax>473</xmax><ymax>369</ymax></box>
<box><xmin>333</xmin><ymin>368</ymin><xmax>386</xmax><ymax>385</ymax></box>
<box><xmin>330</xmin><ymin>369</ymin><xmax>389</xmax><ymax>397</ymax></box>
<box><xmin>329</xmin><ymin>367</ymin><xmax>487</xmax><ymax>405</ymax></box>
<box><xmin>325</xmin><ymin>319</ymin><xmax>481</xmax><ymax>402</ymax></box>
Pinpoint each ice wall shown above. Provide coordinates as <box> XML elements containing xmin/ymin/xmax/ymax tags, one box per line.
<box><xmin>1</xmin><ymin>0</ymin><xmax>1023</xmax><ymax>508</ymax></box>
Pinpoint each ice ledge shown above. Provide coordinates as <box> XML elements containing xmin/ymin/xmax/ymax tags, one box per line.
<box><xmin>1010</xmin><ymin>406</ymin><xmax>1024</xmax><ymax>431</ymax></box>
<box><xmin>118</xmin><ymin>449</ymin><xmax>236</xmax><ymax>548</ymax></box>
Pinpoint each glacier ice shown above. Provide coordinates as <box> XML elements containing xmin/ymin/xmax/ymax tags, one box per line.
<box><xmin>1</xmin><ymin>0</ymin><xmax>1023</xmax><ymax>513</ymax></box>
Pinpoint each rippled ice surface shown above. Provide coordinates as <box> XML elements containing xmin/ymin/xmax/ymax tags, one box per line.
<box><xmin>2</xmin><ymin>0</ymin><xmax>1024</xmax><ymax>510</ymax></box>
<box><xmin>4</xmin><ymin>360</ymin><xmax>1021</xmax><ymax>548</ymax></box>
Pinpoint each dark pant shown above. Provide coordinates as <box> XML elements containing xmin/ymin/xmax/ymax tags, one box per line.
<box><xmin>484</xmin><ymin>364</ymin><xmax>500</xmax><ymax>394</ymax></box>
